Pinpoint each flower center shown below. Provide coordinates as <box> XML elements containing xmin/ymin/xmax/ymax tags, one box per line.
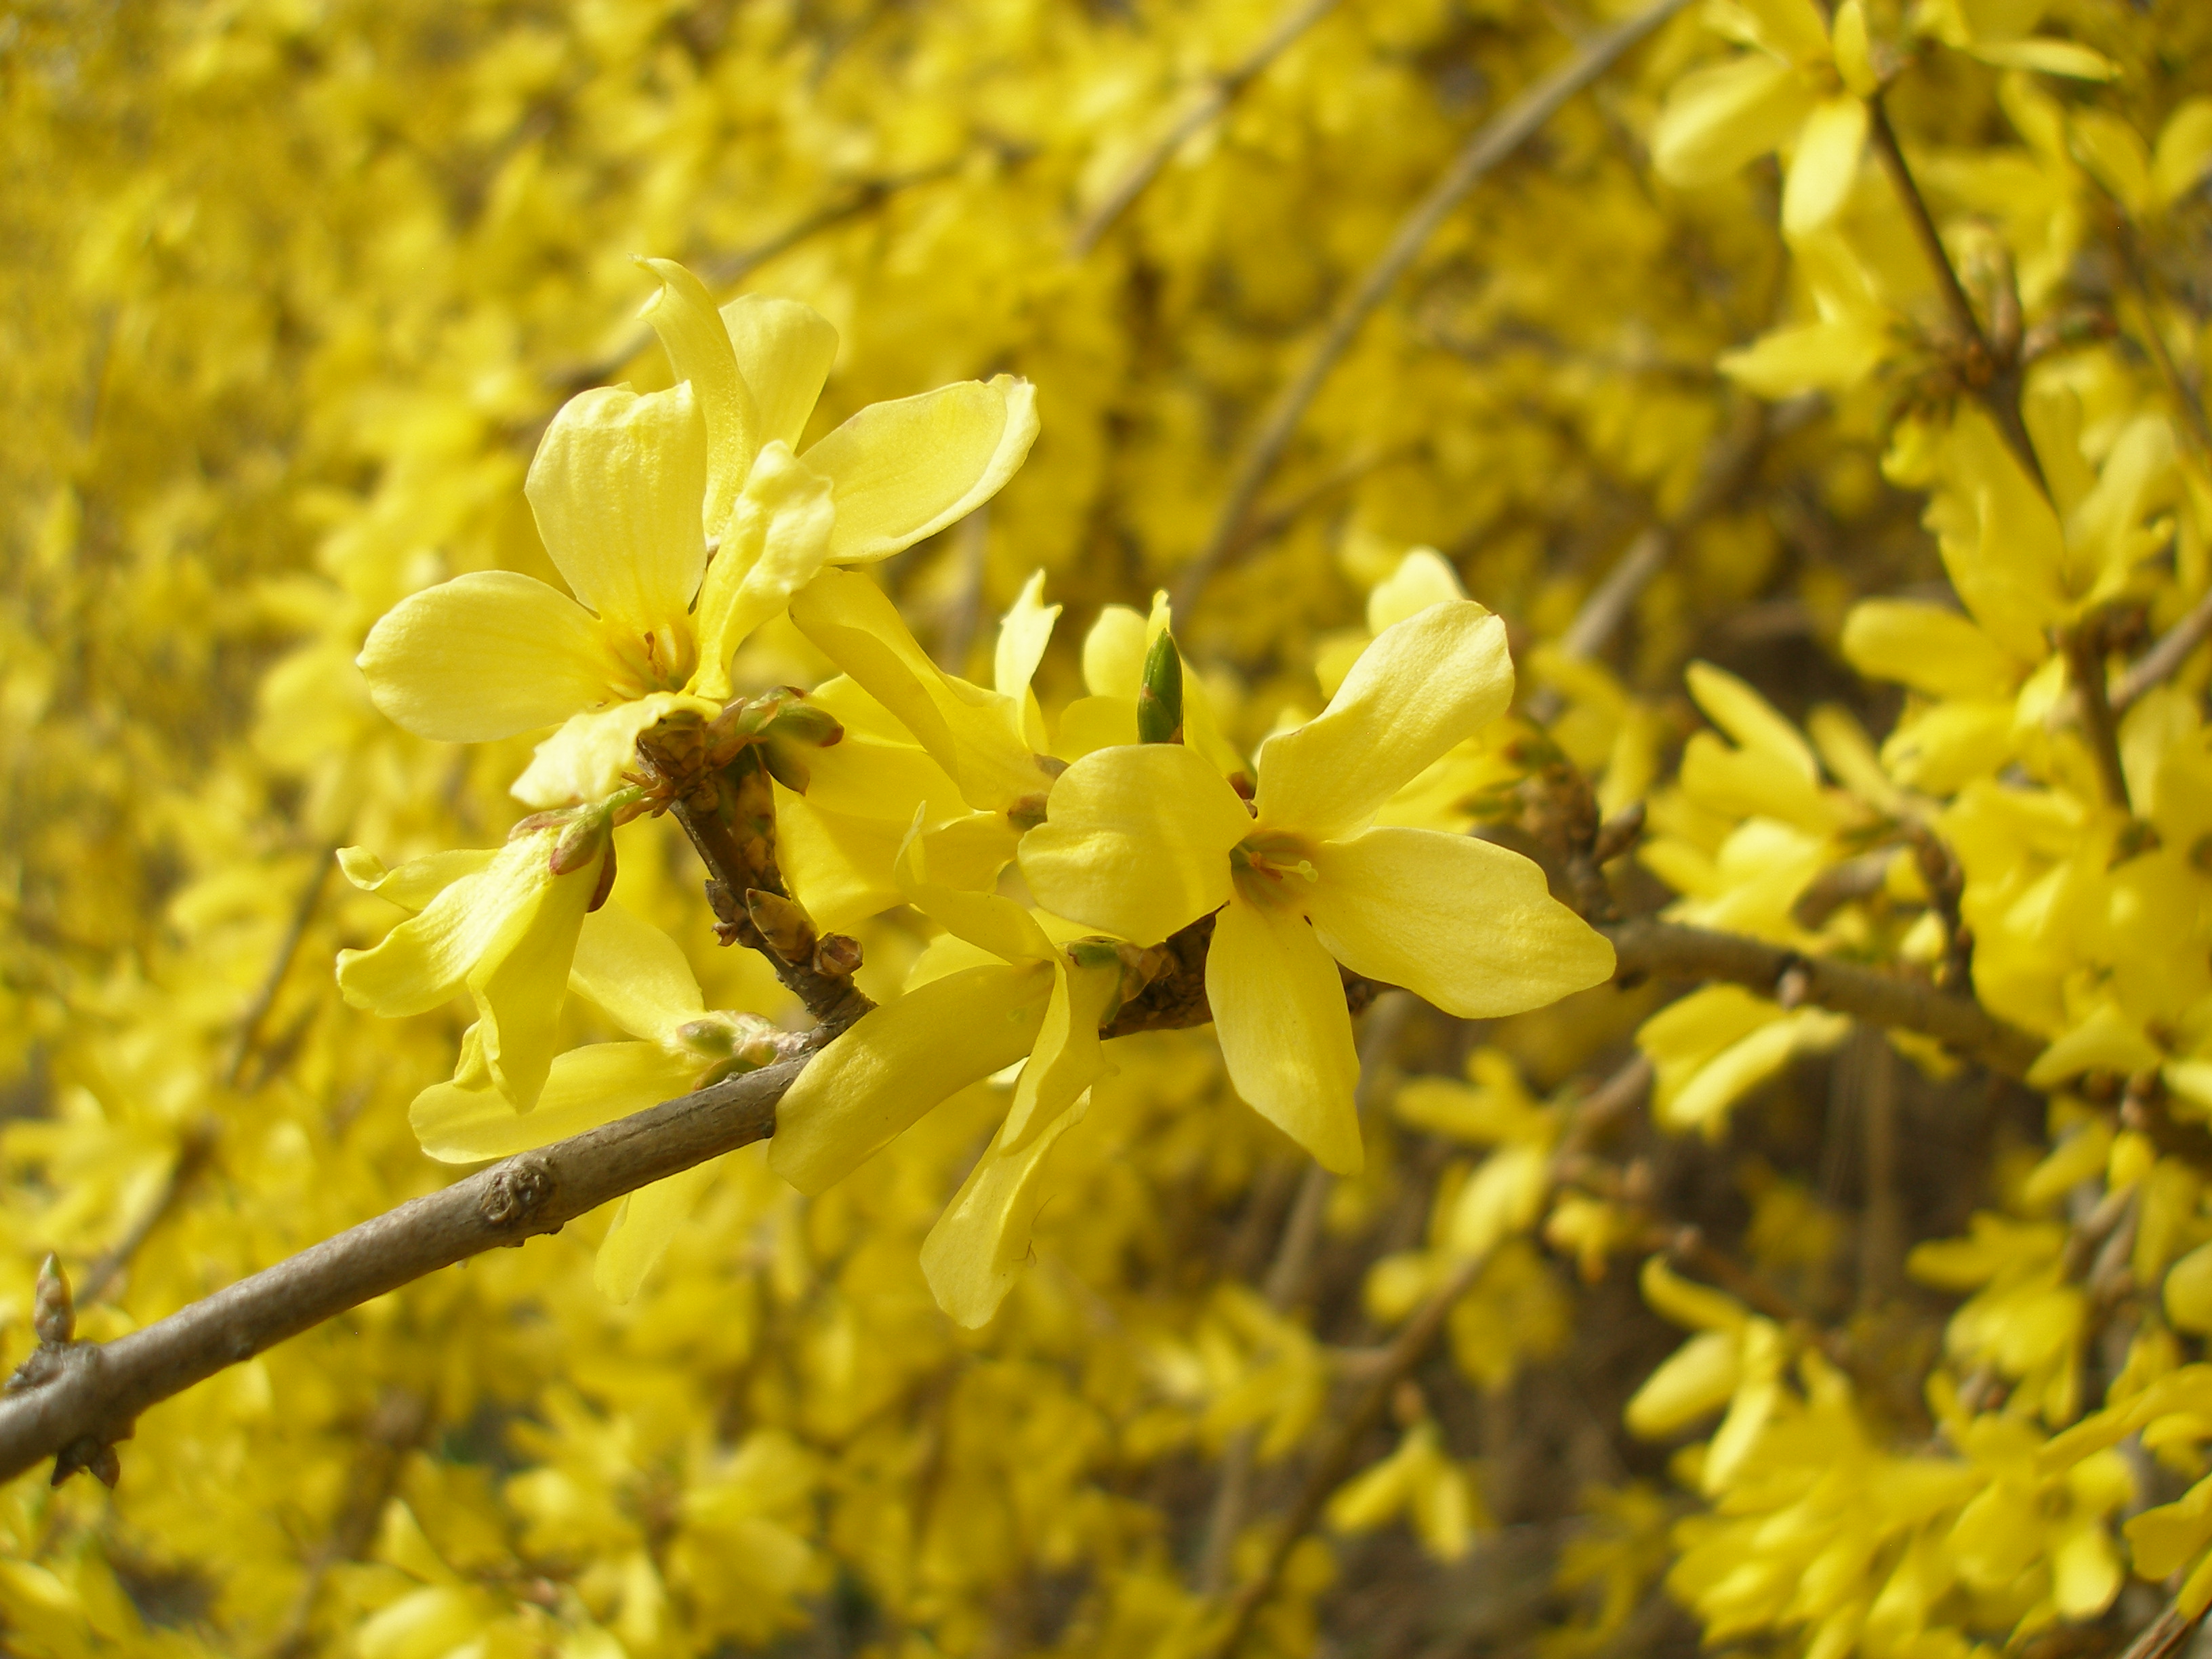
<box><xmin>1231</xmin><ymin>830</ymin><xmax>1319</xmax><ymax>909</ymax></box>
<box><xmin>609</xmin><ymin>622</ymin><xmax>699</xmax><ymax>695</ymax></box>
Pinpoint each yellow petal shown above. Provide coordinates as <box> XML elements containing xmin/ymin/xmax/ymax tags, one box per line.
<box><xmin>2152</xmin><ymin>98</ymin><xmax>2212</xmax><ymax>209</ymax></box>
<box><xmin>470</xmin><ymin>846</ymin><xmax>603</xmax><ymax>1109</ymax></box>
<box><xmin>1305</xmin><ymin>828</ymin><xmax>1614</xmax><ymax>1018</ymax></box>
<box><xmin>2128</xmin><ymin>1476</ymin><xmax>2212</xmax><ymax>1579</ymax></box>
<box><xmin>691</xmin><ymin>442</ymin><xmax>836</xmax><ymax>701</ymax></box>
<box><xmin>1081</xmin><ymin>603</ymin><xmax>1148</xmax><ymax>696</ymax></box>
<box><xmin>411</xmin><ymin>1041</ymin><xmax>697</xmax><ymax>1162</ymax></box>
<box><xmin>769</xmin><ymin>962</ymin><xmax>1052</xmax><ymax>1194</ymax></box>
<box><xmin>338</xmin><ymin>846</ymin><xmax>495</xmax><ymax>914</ymax></box>
<box><xmin>775</xmin><ymin>792</ymin><xmax>904</xmax><ymax>931</ymax></box>
<box><xmin>1367</xmin><ymin>548</ymin><xmax>1466</xmax><ymax>635</ymax></box>
<box><xmin>358</xmin><ymin>571</ymin><xmax>622</xmax><ymax>743</ymax></box>
<box><xmin>1019</xmin><ymin>743</ymin><xmax>1249</xmax><ymax>946</ymax></box>
<box><xmin>1841</xmin><ymin>599</ymin><xmax>2019</xmax><ymax>699</ymax></box>
<box><xmin>1966</xmin><ymin>38</ymin><xmax>2114</xmax><ymax>80</ymax></box>
<box><xmin>994</xmin><ymin>571</ymin><xmax>1059</xmax><ymax>704</ymax></box>
<box><xmin>1830</xmin><ymin>1</ymin><xmax>1877</xmax><ymax>97</ymax></box>
<box><xmin>1001</xmin><ymin>959</ymin><xmax>1118</xmax><ymax>1149</ymax></box>
<box><xmin>1624</xmin><ymin>1330</ymin><xmax>1742</xmax><ymax>1437</ymax></box>
<box><xmin>1053</xmin><ymin>693</ymin><xmax>1139</xmax><ymax>760</ymax></box>
<box><xmin>1782</xmin><ymin>96</ymin><xmax>1868</xmax><ymax>237</ymax></box>
<box><xmin>638</xmin><ymin>258</ymin><xmax>760</xmax><ymax>535</ymax></box>
<box><xmin>721</xmin><ymin>293</ymin><xmax>838</xmax><ymax>452</ymax></box>
<box><xmin>1257</xmin><ymin>600</ymin><xmax>1512</xmax><ymax>842</ymax></box>
<box><xmin>1206</xmin><ymin>890</ymin><xmax>1364</xmax><ymax>1173</ymax></box>
<box><xmin>596</xmin><ymin>1161</ymin><xmax>719</xmax><ymax>1303</ymax></box>
<box><xmin>789</xmin><ymin>567</ymin><xmax>1046</xmax><ymax>813</ymax></box>
<box><xmin>511</xmin><ymin>691</ymin><xmax>716</xmax><ymax>809</ymax></box>
<box><xmin>1651</xmin><ymin>55</ymin><xmax>1803</xmax><ymax>188</ymax></box>
<box><xmin>2165</xmin><ymin>1242</ymin><xmax>2212</xmax><ymax>1334</ymax></box>
<box><xmin>896</xmin><ymin>813</ymin><xmax>1056</xmax><ymax>966</ymax></box>
<box><xmin>525</xmin><ymin>382</ymin><xmax>708</xmax><ymax>637</ymax></box>
<box><xmin>920</xmin><ymin>1092</ymin><xmax>1090</xmax><ymax>1328</ymax></box>
<box><xmin>802</xmin><ymin>376</ymin><xmax>1040</xmax><ymax>565</ymax></box>
<box><xmin>337</xmin><ymin>834</ymin><xmax>553</xmax><ymax>1018</ymax></box>
<box><xmin>1734</xmin><ymin>0</ymin><xmax>1828</xmax><ymax>64</ymax></box>
<box><xmin>569</xmin><ymin>901</ymin><xmax>705</xmax><ymax>1042</ymax></box>
<box><xmin>1717</xmin><ymin>316</ymin><xmax>1892</xmax><ymax>396</ymax></box>
<box><xmin>1683</xmin><ymin>661</ymin><xmax>1818</xmax><ymax>779</ymax></box>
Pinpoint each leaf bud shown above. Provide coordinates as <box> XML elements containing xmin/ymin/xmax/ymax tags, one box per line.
<box><xmin>745</xmin><ymin>888</ymin><xmax>819</xmax><ymax>967</ymax></box>
<box><xmin>1137</xmin><ymin>628</ymin><xmax>1183</xmax><ymax>744</ymax></box>
<box><xmin>34</xmin><ymin>1252</ymin><xmax>73</xmax><ymax>1347</ymax></box>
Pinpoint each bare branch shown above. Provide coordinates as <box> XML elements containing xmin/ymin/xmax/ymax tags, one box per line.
<box><xmin>1071</xmin><ymin>0</ymin><xmax>1341</xmax><ymax>258</ymax></box>
<box><xmin>1175</xmin><ymin>0</ymin><xmax>1694</xmax><ymax>615</ymax></box>
<box><xmin>2114</xmin><ymin>583</ymin><xmax>2212</xmax><ymax>712</ymax></box>
<box><xmin>1604</xmin><ymin>917</ymin><xmax>2043</xmax><ymax>1079</ymax></box>
<box><xmin>0</xmin><ymin>1057</ymin><xmax>800</xmax><ymax>1489</ymax></box>
<box><xmin>2063</xmin><ymin>622</ymin><xmax>2133</xmax><ymax>811</ymax></box>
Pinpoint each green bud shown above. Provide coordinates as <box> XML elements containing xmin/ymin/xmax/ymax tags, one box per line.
<box><xmin>1137</xmin><ymin>628</ymin><xmax>1183</xmax><ymax>744</ymax></box>
<box><xmin>763</xmin><ymin>700</ymin><xmax>844</xmax><ymax>747</ymax></box>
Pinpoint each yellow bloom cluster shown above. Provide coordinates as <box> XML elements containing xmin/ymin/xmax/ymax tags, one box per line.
<box><xmin>9</xmin><ymin>0</ymin><xmax>2212</xmax><ymax>1655</ymax></box>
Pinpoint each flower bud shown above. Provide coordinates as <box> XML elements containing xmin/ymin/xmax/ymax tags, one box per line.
<box><xmin>34</xmin><ymin>1252</ymin><xmax>74</xmax><ymax>1347</ymax></box>
<box><xmin>1137</xmin><ymin>628</ymin><xmax>1183</xmax><ymax>744</ymax></box>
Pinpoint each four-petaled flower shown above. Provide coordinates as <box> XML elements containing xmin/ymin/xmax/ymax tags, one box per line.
<box><xmin>1019</xmin><ymin>599</ymin><xmax>1615</xmax><ymax>1173</ymax></box>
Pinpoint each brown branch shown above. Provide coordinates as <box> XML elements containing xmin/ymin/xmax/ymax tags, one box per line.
<box><xmin>1864</xmin><ymin>96</ymin><xmax>2045</xmax><ymax>494</ymax></box>
<box><xmin>1174</xmin><ymin>0</ymin><xmax>1694</xmax><ymax>615</ymax></box>
<box><xmin>2116</xmin><ymin>1601</ymin><xmax>2210</xmax><ymax>1659</ymax></box>
<box><xmin>1071</xmin><ymin>0</ymin><xmax>1341</xmax><ymax>257</ymax></box>
<box><xmin>0</xmin><ymin>1057</ymin><xmax>800</xmax><ymax>1490</ymax></box>
<box><xmin>1603</xmin><ymin>917</ymin><xmax>2044</xmax><ymax>1079</ymax></box>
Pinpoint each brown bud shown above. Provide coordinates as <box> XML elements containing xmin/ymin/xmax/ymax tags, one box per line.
<box><xmin>548</xmin><ymin>808</ymin><xmax>612</xmax><ymax>879</ymax></box>
<box><xmin>34</xmin><ymin>1254</ymin><xmax>73</xmax><ymax>1347</ymax></box>
<box><xmin>813</xmin><ymin>933</ymin><xmax>863</xmax><ymax>980</ymax></box>
<box><xmin>744</xmin><ymin>889</ymin><xmax>818</xmax><ymax>967</ymax></box>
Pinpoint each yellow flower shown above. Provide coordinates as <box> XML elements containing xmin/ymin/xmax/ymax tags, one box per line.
<box><xmin>771</xmin><ymin>816</ymin><xmax>1124</xmax><ymax>1326</ymax></box>
<box><xmin>408</xmin><ymin>898</ymin><xmax>788</xmax><ymax>1300</ymax></box>
<box><xmin>357</xmin><ymin>259</ymin><xmax>1037</xmax><ymax>807</ymax></box>
<box><xmin>1652</xmin><ymin>0</ymin><xmax>1879</xmax><ymax>239</ymax></box>
<box><xmin>333</xmin><ymin>818</ymin><xmax>612</xmax><ymax>1110</ymax></box>
<box><xmin>1021</xmin><ymin>600</ymin><xmax>1614</xmax><ymax>1173</ymax></box>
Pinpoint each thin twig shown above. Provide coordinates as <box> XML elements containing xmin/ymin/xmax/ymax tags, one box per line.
<box><xmin>268</xmin><ymin>1388</ymin><xmax>432</xmax><ymax>1659</ymax></box>
<box><xmin>1208</xmin><ymin>1252</ymin><xmax>1485</xmax><ymax>1658</ymax></box>
<box><xmin>0</xmin><ymin>1057</ymin><xmax>800</xmax><ymax>1488</ymax></box>
<box><xmin>1864</xmin><ymin>96</ymin><xmax>2045</xmax><ymax>493</ymax></box>
<box><xmin>1525</xmin><ymin>398</ymin><xmax>1774</xmax><ymax>724</ymax></box>
<box><xmin>224</xmin><ymin>846</ymin><xmax>340</xmax><ymax>1092</ymax></box>
<box><xmin>1604</xmin><ymin>917</ymin><xmax>2043</xmax><ymax>1079</ymax></box>
<box><xmin>1194</xmin><ymin>991</ymin><xmax>1414</xmax><ymax>1595</ymax></box>
<box><xmin>2116</xmin><ymin>1601</ymin><xmax>2210</xmax><ymax>1659</ymax></box>
<box><xmin>1071</xmin><ymin>0</ymin><xmax>1342</xmax><ymax>257</ymax></box>
<box><xmin>544</xmin><ymin>162</ymin><xmax>966</xmax><ymax>396</ymax></box>
<box><xmin>2113</xmin><ymin>583</ymin><xmax>2212</xmax><ymax>712</ymax></box>
<box><xmin>1175</xmin><ymin>0</ymin><xmax>1694</xmax><ymax>615</ymax></box>
<box><xmin>73</xmin><ymin>1129</ymin><xmax>216</xmax><ymax>1307</ymax></box>
<box><xmin>2063</xmin><ymin>624</ymin><xmax>2133</xmax><ymax>811</ymax></box>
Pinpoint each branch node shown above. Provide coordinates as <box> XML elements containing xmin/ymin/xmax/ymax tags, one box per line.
<box><xmin>480</xmin><ymin>1155</ymin><xmax>558</xmax><ymax>1232</ymax></box>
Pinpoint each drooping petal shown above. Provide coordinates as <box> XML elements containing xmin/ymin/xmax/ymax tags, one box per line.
<box><xmin>1081</xmin><ymin>603</ymin><xmax>1149</xmax><ymax>696</ymax></box>
<box><xmin>525</xmin><ymin>382</ymin><xmax>709</xmax><ymax>637</ymax></box>
<box><xmin>337</xmin><ymin>845</ymin><xmax>497</xmax><ymax>914</ymax></box>
<box><xmin>470</xmin><ymin>846</ymin><xmax>605</xmax><ymax>1109</ymax></box>
<box><xmin>920</xmin><ymin>1093</ymin><xmax>1090</xmax><ymax>1328</ymax></box>
<box><xmin>1000</xmin><ymin>958</ymin><xmax>1118</xmax><ymax>1149</ymax></box>
<box><xmin>411</xmin><ymin>1040</ymin><xmax>697</xmax><ymax>1162</ymax></box>
<box><xmin>638</xmin><ymin>258</ymin><xmax>760</xmax><ymax>535</ymax></box>
<box><xmin>358</xmin><ymin>571</ymin><xmax>623</xmax><ymax>743</ymax></box>
<box><xmin>510</xmin><ymin>691</ymin><xmax>718</xmax><ymax>808</ymax></box>
<box><xmin>689</xmin><ymin>442</ymin><xmax>837</xmax><ymax>702</ymax></box>
<box><xmin>995</xmin><ymin>571</ymin><xmax>1059</xmax><ymax>703</ymax></box>
<box><xmin>336</xmin><ymin>834</ymin><xmax>554</xmax><ymax>1018</ymax></box>
<box><xmin>1256</xmin><ymin>600</ymin><xmax>1513</xmax><ymax>842</ymax></box>
<box><xmin>569</xmin><ymin>901</ymin><xmax>706</xmax><ymax>1042</ymax></box>
<box><xmin>722</xmin><ymin>293</ymin><xmax>839</xmax><ymax>453</ymax></box>
<box><xmin>1019</xmin><ymin>744</ymin><xmax>1249</xmax><ymax>946</ymax></box>
<box><xmin>596</xmin><ymin>1160</ymin><xmax>720</xmax><ymax>1303</ymax></box>
<box><xmin>1781</xmin><ymin>95</ymin><xmax>1868</xmax><ymax>237</ymax></box>
<box><xmin>802</xmin><ymin>375</ymin><xmax>1040</xmax><ymax>565</ymax></box>
<box><xmin>1305</xmin><ymin>827</ymin><xmax>1615</xmax><ymax>1019</ymax></box>
<box><xmin>1206</xmin><ymin>890</ymin><xmax>1364</xmax><ymax>1174</ymax></box>
<box><xmin>769</xmin><ymin>962</ymin><xmax>1053</xmax><ymax>1194</ymax></box>
<box><xmin>790</xmin><ymin>567</ymin><xmax>1047</xmax><ymax>813</ymax></box>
